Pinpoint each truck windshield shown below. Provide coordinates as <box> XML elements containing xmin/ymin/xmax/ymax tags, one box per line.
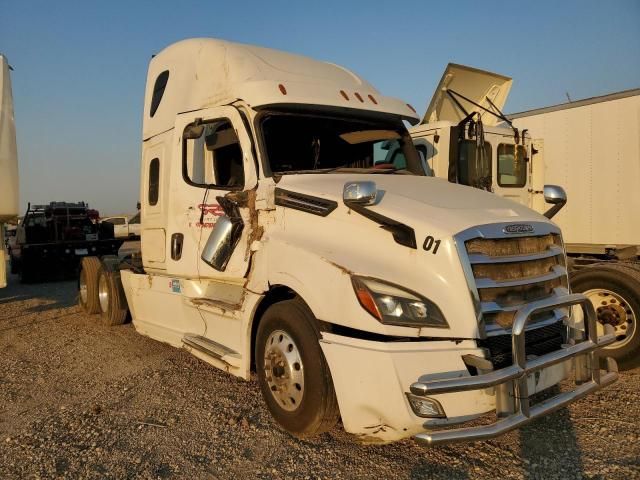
<box><xmin>260</xmin><ymin>112</ymin><xmax>425</xmax><ymax>176</ymax></box>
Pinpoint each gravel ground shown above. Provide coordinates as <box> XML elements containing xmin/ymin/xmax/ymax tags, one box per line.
<box><xmin>1</xmin><ymin>254</ymin><xmax>639</xmax><ymax>479</ymax></box>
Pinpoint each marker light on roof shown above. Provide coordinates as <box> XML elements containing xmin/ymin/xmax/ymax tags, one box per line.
<box><xmin>406</xmin><ymin>103</ymin><xmax>417</xmax><ymax>113</ymax></box>
<box><xmin>354</xmin><ymin>92</ymin><xmax>364</xmax><ymax>103</ymax></box>
<box><xmin>340</xmin><ymin>90</ymin><xmax>349</xmax><ymax>101</ymax></box>
<box><xmin>368</xmin><ymin>94</ymin><xmax>378</xmax><ymax>104</ymax></box>
<box><xmin>278</xmin><ymin>84</ymin><xmax>287</xmax><ymax>95</ymax></box>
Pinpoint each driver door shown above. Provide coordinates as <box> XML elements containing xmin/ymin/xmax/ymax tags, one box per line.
<box><xmin>167</xmin><ymin>106</ymin><xmax>258</xmax><ymax>282</ymax></box>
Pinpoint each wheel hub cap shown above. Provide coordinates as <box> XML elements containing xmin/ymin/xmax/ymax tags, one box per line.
<box><xmin>585</xmin><ymin>288</ymin><xmax>636</xmax><ymax>348</ymax></box>
<box><xmin>98</xmin><ymin>274</ymin><xmax>109</xmax><ymax>313</ymax></box>
<box><xmin>263</xmin><ymin>330</ymin><xmax>304</xmax><ymax>412</ymax></box>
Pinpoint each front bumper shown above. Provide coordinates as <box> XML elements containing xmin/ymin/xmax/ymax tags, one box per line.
<box><xmin>411</xmin><ymin>293</ymin><xmax>618</xmax><ymax>446</ymax></box>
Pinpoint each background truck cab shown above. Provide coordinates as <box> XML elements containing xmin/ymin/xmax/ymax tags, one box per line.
<box><xmin>407</xmin><ymin>64</ymin><xmax>640</xmax><ymax>368</ymax></box>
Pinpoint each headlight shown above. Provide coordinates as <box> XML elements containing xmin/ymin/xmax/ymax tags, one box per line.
<box><xmin>351</xmin><ymin>276</ymin><xmax>448</xmax><ymax>328</ymax></box>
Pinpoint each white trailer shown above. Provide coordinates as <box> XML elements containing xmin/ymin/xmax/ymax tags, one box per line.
<box><xmin>510</xmin><ymin>89</ymin><xmax>640</xmax><ymax>254</ymax></box>
<box><xmin>407</xmin><ymin>65</ymin><xmax>640</xmax><ymax>367</ymax></box>
<box><xmin>510</xmin><ymin>90</ymin><xmax>640</xmax><ymax>367</ymax></box>
<box><xmin>0</xmin><ymin>54</ymin><xmax>19</xmax><ymax>288</ymax></box>
<box><xmin>77</xmin><ymin>39</ymin><xmax>616</xmax><ymax>445</ymax></box>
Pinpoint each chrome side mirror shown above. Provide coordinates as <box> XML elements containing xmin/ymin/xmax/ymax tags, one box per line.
<box><xmin>201</xmin><ymin>215</ymin><xmax>243</xmax><ymax>271</ymax></box>
<box><xmin>543</xmin><ymin>184</ymin><xmax>567</xmax><ymax>219</ymax></box>
<box><xmin>544</xmin><ymin>185</ymin><xmax>567</xmax><ymax>204</ymax></box>
<box><xmin>343</xmin><ymin>181</ymin><xmax>377</xmax><ymax>206</ymax></box>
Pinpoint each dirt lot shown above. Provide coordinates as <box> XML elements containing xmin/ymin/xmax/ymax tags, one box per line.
<box><xmin>1</xmin><ymin>253</ymin><xmax>639</xmax><ymax>479</ymax></box>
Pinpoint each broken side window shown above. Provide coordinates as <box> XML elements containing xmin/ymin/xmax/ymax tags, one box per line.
<box><xmin>183</xmin><ymin>119</ymin><xmax>245</xmax><ymax>189</ymax></box>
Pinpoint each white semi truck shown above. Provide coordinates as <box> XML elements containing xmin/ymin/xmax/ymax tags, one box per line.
<box><xmin>0</xmin><ymin>54</ymin><xmax>19</xmax><ymax>288</ymax></box>
<box><xmin>78</xmin><ymin>39</ymin><xmax>617</xmax><ymax>445</ymax></box>
<box><xmin>406</xmin><ymin>65</ymin><xmax>640</xmax><ymax>368</ymax></box>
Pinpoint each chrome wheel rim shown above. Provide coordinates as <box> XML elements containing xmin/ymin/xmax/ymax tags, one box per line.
<box><xmin>79</xmin><ymin>269</ymin><xmax>88</xmax><ymax>304</ymax></box>
<box><xmin>584</xmin><ymin>288</ymin><xmax>636</xmax><ymax>348</ymax></box>
<box><xmin>263</xmin><ymin>330</ymin><xmax>304</xmax><ymax>412</ymax></box>
<box><xmin>98</xmin><ymin>273</ymin><xmax>109</xmax><ymax>313</ymax></box>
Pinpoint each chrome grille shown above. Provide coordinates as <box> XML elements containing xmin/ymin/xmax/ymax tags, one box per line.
<box><xmin>456</xmin><ymin>224</ymin><xmax>569</xmax><ymax>333</ymax></box>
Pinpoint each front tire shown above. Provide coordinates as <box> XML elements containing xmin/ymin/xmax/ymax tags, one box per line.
<box><xmin>571</xmin><ymin>263</ymin><xmax>640</xmax><ymax>369</ymax></box>
<box><xmin>256</xmin><ymin>298</ymin><xmax>339</xmax><ymax>438</ymax></box>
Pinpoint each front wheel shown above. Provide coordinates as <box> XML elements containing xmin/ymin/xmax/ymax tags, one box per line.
<box><xmin>571</xmin><ymin>263</ymin><xmax>640</xmax><ymax>369</ymax></box>
<box><xmin>256</xmin><ymin>298</ymin><xmax>339</xmax><ymax>438</ymax></box>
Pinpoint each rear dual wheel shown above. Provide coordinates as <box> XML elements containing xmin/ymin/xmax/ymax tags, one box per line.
<box><xmin>97</xmin><ymin>268</ymin><xmax>128</xmax><ymax>326</ymax></box>
<box><xmin>79</xmin><ymin>256</ymin><xmax>128</xmax><ymax>325</ymax></box>
<box><xmin>79</xmin><ymin>257</ymin><xmax>101</xmax><ymax>313</ymax></box>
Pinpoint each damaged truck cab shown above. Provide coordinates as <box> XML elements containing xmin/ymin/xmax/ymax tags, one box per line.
<box><xmin>79</xmin><ymin>39</ymin><xmax>617</xmax><ymax>445</ymax></box>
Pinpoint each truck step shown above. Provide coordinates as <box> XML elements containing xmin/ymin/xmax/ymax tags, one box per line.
<box><xmin>182</xmin><ymin>334</ymin><xmax>241</xmax><ymax>368</ymax></box>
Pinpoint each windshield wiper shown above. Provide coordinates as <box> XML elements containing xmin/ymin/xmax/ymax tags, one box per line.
<box><xmin>273</xmin><ymin>166</ymin><xmax>411</xmax><ymax>175</ymax></box>
<box><xmin>324</xmin><ymin>166</ymin><xmax>408</xmax><ymax>174</ymax></box>
<box><xmin>272</xmin><ymin>168</ymin><xmax>337</xmax><ymax>175</ymax></box>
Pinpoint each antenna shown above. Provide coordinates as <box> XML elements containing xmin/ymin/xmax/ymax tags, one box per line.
<box><xmin>565</xmin><ymin>92</ymin><xmax>572</xmax><ymax>102</ymax></box>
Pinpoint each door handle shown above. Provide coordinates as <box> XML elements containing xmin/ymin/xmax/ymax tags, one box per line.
<box><xmin>171</xmin><ymin>233</ymin><xmax>184</xmax><ymax>260</ymax></box>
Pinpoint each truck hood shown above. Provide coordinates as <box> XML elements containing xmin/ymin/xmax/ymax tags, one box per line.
<box><xmin>422</xmin><ymin>63</ymin><xmax>512</xmax><ymax>127</ymax></box>
<box><xmin>276</xmin><ymin>174</ymin><xmax>547</xmax><ymax>235</ymax></box>
<box><xmin>270</xmin><ymin>174</ymin><xmax>553</xmax><ymax>340</ymax></box>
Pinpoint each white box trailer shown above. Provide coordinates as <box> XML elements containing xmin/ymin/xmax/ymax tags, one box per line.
<box><xmin>509</xmin><ymin>89</ymin><xmax>640</xmax><ymax>254</ymax></box>
<box><xmin>76</xmin><ymin>39</ymin><xmax>616</xmax><ymax>446</ymax></box>
<box><xmin>407</xmin><ymin>65</ymin><xmax>640</xmax><ymax>366</ymax></box>
<box><xmin>0</xmin><ymin>54</ymin><xmax>19</xmax><ymax>288</ymax></box>
<box><xmin>510</xmin><ymin>90</ymin><xmax>640</xmax><ymax>367</ymax></box>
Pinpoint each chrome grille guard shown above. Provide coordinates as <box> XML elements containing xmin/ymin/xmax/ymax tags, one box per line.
<box><xmin>410</xmin><ymin>293</ymin><xmax>618</xmax><ymax>446</ymax></box>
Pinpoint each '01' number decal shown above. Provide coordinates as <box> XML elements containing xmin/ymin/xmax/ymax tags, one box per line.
<box><xmin>423</xmin><ymin>236</ymin><xmax>441</xmax><ymax>254</ymax></box>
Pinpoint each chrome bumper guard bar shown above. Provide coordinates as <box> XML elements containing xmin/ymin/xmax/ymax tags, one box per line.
<box><xmin>411</xmin><ymin>293</ymin><xmax>619</xmax><ymax>446</ymax></box>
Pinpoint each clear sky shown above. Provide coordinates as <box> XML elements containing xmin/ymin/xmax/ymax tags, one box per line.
<box><xmin>2</xmin><ymin>0</ymin><xmax>639</xmax><ymax>215</ymax></box>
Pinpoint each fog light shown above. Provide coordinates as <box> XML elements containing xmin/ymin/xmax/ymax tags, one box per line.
<box><xmin>92</xmin><ymin>246</ymin><xmax>97</xmax><ymax>252</ymax></box>
<box><xmin>405</xmin><ymin>393</ymin><xmax>446</xmax><ymax>418</ymax></box>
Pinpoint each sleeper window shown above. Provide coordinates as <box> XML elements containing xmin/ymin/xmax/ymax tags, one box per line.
<box><xmin>184</xmin><ymin>119</ymin><xmax>244</xmax><ymax>189</ymax></box>
<box><xmin>148</xmin><ymin>158</ymin><xmax>160</xmax><ymax>205</ymax></box>
<box><xmin>150</xmin><ymin>70</ymin><xmax>169</xmax><ymax>118</ymax></box>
